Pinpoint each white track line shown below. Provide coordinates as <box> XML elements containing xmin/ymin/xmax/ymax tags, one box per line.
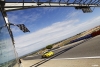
<box><xmin>52</xmin><ymin>56</ymin><xmax>100</xmax><ymax>60</ymax></box>
<box><xmin>92</xmin><ymin>65</ymin><xmax>99</xmax><ymax>67</ymax></box>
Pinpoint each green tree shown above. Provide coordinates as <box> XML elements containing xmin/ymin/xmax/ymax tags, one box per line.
<box><xmin>46</xmin><ymin>45</ymin><xmax>53</xmax><ymax>49</ymax></box>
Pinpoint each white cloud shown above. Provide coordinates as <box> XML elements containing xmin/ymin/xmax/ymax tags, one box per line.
<box><xmin>7</xmin><ymin>10</ymin><xmax>41</xmax><ymax>35</ymax></box>
<box><xmin>15</xmin><ymin>19</ymin><xmax>79</xmax><ymax>47</ymax></box>
<box><xmin>14</xmin><ymin>15</ymin><xmax>100</xmax><ymax>56</ymax></box>
<box><xmin>65</xmin><ymin>10</ymin><xmax>81</xmax><ymax>20</ymax></box>
<box><xmin>7</xmin><ymin>10</ymin><xmax>40</xmax><ymax>24</ymax></box>
<box><xmin>11</xmin><ymin>26</ymin><xmax>20</xmax><ymax>33</ymax></box>
<box><xmin>43</xmin><ymin>7</ymin><xmax>57</xmax><ymax>11</ymax></box>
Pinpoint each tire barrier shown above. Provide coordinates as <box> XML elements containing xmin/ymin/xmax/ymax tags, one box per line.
<box><xmin>69</xmin><ymin>30</ymin><xmax>100</xmax><ymax>44</ymax></box>
<box><xmin>91</xmin><ymin>30</ymin><xmax>100</xmax><ymax>37</ymax></box>
<box><xmin>69</xmin><ymin>34</ymin><xmax>92</xmax><ymax>44</ymax></box>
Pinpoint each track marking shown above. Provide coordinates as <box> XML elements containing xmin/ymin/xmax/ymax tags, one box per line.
<box><xmin>52</xmin><ymin>56</ymin><xmax>100</xmax><ymax>60</ymax></box>
<box><xmin>92</xmin><ymin>65</ymin><xmax>99</xmax><ymax>67</ymax></box>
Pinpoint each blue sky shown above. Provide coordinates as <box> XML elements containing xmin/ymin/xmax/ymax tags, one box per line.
<box><xmin>7</xmin><ymin>7</ymin><xmax>100</xmax><ymax>56</ymax></box>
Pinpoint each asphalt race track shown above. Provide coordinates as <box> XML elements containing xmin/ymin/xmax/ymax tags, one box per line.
<box><xmin>55</xmin><ymin>35</ymin><xmax>100</xmax><ymax>58</ymax></box>
<box><xmin>23</xmin><ymin>35</ymin><xmax>100</xmax><ymax>67</ymax></box>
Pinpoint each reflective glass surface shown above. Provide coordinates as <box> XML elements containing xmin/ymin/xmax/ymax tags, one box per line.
<box><xmin>0</xmin><ymin>11</ymin><xmax>19</xmax><ymax>67</ymax></box>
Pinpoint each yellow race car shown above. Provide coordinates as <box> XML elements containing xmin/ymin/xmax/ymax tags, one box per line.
<box><xmin>42</xmin><ymin>51</ymin><xmax>54</xmax><ymax>58</ymax></box>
